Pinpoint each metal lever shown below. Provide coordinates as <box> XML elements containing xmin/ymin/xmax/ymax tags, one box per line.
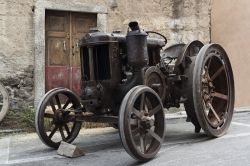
<box><xmin>72</xmin><ymin>42</ymin><xmax>79</xmax><ymax>56</ymax></box>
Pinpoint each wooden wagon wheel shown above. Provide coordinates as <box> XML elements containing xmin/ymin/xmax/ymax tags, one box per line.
<box><xmin>119</xmin><ymin>85</ymin><xmax>165</xmax><ymax>162</ymax></box>
<box><xmin>193</xmin><ymin>44</ymin><xmax>235</xmax><ymax>137</ymax></box>
<box><xmin>35</xmin><ymin>88</ymin><xmax>82</xmax><ymax>148</ymax></box>
<box><xmin>0</xmin><ymin>82</ymin><xmax>9</xmax><ymax>122</ymax></box>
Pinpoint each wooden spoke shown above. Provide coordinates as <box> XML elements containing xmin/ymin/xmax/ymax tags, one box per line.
<box><xmin>62</xmin><ymin>99</ymin><xmax>71</xmax><ymax>109</ymax></box>
<box><xmin>48</xmin><ymin>125</ymin><xmax>58</xmax><ymax>139</ymax></box>
<box><xmin>208</xmin><ymin>103</ymin><xmax>221</xmax><ymax>122</ymax></box>
<box><xmin>44</xmin><ymin>113</ymin><xmax>54</xmax><ymax>119</ymax></box>
<box><xmin>211</xmin><ymin>92</ymin><xmax>228</xmax><ymax>101</ymax></box>
<box><xmin>132</xmin><ymin>108</ymin><xmax>144</xmax><ymax>120</ymax></box>
<box><xmin>55</xmin><ymin>95</ymin><xmax>61</xmax><ymax>109</ymax></box>
<box><xmin>140</xmin><ymin>93</ymin><xmax>145</xmax><ymax>111</ymax></box>
<box><xmin>49</xmin><ymin>99</ymin><xmax>57</xmax><ymax>113</ymax></box>
<box><xmin>59</xmin><ymin>127</ymin><xmax>66</xmax><ymax>141</ymax></box>
<box><xmin>148</xmin><ymin>129</ymin><xmax>162</xmax><ymax>143</ymax></box>
<box><xmin>149</xmin><ymin>105</ymin><xmax>161</xmax><ymax>117</ymax></box>
<box><xmin>211</xmin><ymin>65</ymin><xmax>224</xmax><ymax>81</ymax></box>
<box><xmin>64</xmin><ymin>124</ymin><xmax>71</xmax><ymax>136</ymax></box>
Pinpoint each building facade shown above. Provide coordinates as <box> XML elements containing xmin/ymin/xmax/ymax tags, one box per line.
<box><xmin>211</xmin><ymin>0</ymin><xmax>250</xmax><ymax>107</ymax></box>
<box><xmin>0</xmin><ymin>0</ymin><xmax>211</xmax><ymax>109</ymax></box>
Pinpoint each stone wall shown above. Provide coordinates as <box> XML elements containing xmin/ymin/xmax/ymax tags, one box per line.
<box><xmin>0</xmin><ymin>0</ymin><xmax>34</xmax><ymax>110</ymax></box>
<box><xmin>0</xmin><ymin>0</ymin><xmax>211</xmax><ymax>109</ymax></box>
<box><xmin>107</xmin><ymin>0</ymin><xmax>212</xmax><ymax>45</ymax></box>
<box><xmin>0</xmin><ymin>65</ymin><xmax>34</xmax><ymax>110</ymax></box>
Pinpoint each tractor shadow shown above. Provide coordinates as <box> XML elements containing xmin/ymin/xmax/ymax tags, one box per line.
<box><xmin>75</xmin><ymin>119</ymin><xmax>213</xmax><ymax>156</ymax></box>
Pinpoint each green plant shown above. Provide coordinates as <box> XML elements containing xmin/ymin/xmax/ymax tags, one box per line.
<box><xmin>19</xmin><ymin>106</ymin><xmax>36</xmax><ymax>128</ymax></box>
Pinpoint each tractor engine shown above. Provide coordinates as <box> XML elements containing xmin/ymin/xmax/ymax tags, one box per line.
<box><xmin>79</xmin><ymin>22</ymin><xmax>165</xmax><ymax>114</ymax></box>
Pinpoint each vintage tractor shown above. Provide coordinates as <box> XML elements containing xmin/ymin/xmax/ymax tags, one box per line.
<box><xmin>35</xmin><ymin>22</ymin><xmax>234</xmax><ymax>162</ymax></box>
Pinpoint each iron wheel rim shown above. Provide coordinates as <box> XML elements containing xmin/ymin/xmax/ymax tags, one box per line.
<box><xmin>119</xmin><ymin>85</ymin><xmax>165</xmax><ymax>161</ymax></box>
<box><xmin>35</xmin><ymin>88</ymin><xmax>82</xmax><ymax>148</ymax></box>
<box><xmin>193</xmin><ymin>44</ymin><xmax>235</xmax><ymax>137</ymax></box>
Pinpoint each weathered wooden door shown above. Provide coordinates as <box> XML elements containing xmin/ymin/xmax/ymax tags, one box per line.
<box><xmin>45</xmin><ymin>10</ymin><xmax>97</xmax><ymax>94</ymax></box>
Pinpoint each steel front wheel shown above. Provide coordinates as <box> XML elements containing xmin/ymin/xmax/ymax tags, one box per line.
<box><xmin>0</xmin><ymin>82</ymin><xmax>9</xmax><ymax>122</ymax></box>
<box><xmin>35</xmin><ymin>88</ymin><xmax>82</xmax><ymax>148</ymax></box>
<box><xmin>119</xmin><ymin>85</ymin><xmax>165</xmax><ymax>162</ymax></box>
<box><xmin>193</xmin><ymin>44</ymin><xmax>235</xmax><ymax>137</ymax></box>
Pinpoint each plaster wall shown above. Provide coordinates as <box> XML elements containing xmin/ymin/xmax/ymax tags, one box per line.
<box><xmin>211</xmin><ymin>0</ymin><xmax>250</xmax><ymax>107</ymax></box>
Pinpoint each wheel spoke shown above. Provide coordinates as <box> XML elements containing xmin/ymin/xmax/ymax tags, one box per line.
<box><xmin>140</xmin><ymin>134</ymin><xmax>146</xmax><ymax>153</ymax></box>
<box><xmin>211</xmin><ymin>92</ymin><xmax>228</xmax><ymax>101</ymax></box>
<box><xmin>49</xmin><ymin>99</ymin><xmax>57</xmax><ymax>113</ymax></box>
<box><xmin>48</xmin><ymin>125</ymin><xmax>58</xmax><ymax>139</ymax></box>
<box><xmin>208</xmin><ymin>103</ymin><xmax>221</xmax><ymax>122</ymax></box>
<box><xmin>55</xmin><ymin>95</ymin><xmax>61</xmax><ymax>109</ymax></box>
<box><xmin>0</xmin><ymin>102</ymin><xmax>3</xmax><ymax>106</ymax></box>
<box><xmin>64</xmin><ymin>124</ymin><xmax>71</xmax><ymax>136</ymax></box>
<box><xmin>64</xmin><ymin>114</ymin><xmax>77</xmax><ymax>123</ymax></box>
<box><xmin>206</xmin><ymin>56</ymin><xmax>213</xmax><ymax>69</ymax></box>
<box><xmin>148</xmin><ymin>129</ymin><xmax>162</xmax><ymax>143</ymax></box>
<box><xmin>140</xmin><ymin>93</ymin><xmax>145</xmax><ymax>111</ymax></box>
<box><xmin>211</xmin><ymin>65</ymin><xmax>224</xmax><ymax>81</ymax></box>
<box><xmin>149</xmin><ymin>105</ymin><xmax>161</xmax><ymax>117</ymax></box>
<box><xmin>44</xmin><ymin>113</ymin><xmax>54</xmax><ymax>119</ymax></box>
<box><xmin>59</xmin><ymin>127</ymin><xmax>66</xmax><ymax>141</ymax></box>
<box><xmin>132</xmin><ymin>108</ymin><xmax>144</xmax><ymax>120</ymax></box>
<box><xmin>145</xmin><ymin>103</ymin><xmax>149</xmax><ymax>114</ymax></box>
<box><xmin>62</xmin><ymin>99</ymin><xmax>71</xmax><ymax>109</ymax></box>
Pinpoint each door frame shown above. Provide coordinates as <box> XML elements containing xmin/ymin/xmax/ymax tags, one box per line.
<box><xmin>34</xmin><ymin>0</ymin><xmax>107</xmax><ymax>107</ymax></box>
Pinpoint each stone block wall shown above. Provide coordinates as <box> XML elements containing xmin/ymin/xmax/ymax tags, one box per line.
<box><xmin>0</xmin><ymin>0</ymin><xmax>34</xmax><ymax>110</ymax></box>
<box><xmin>0</xmin><ymin>0</ymin><xmax>211</xmax><ymax>110</ymax></box>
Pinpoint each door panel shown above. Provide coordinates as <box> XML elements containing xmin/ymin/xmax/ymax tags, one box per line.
<box><xmin>74</xmin><ymin>13</ymin><xmax>97</xmax><ymax>34</ymax></box>
<box><xmin>71</xmin><ymin>67</ymin><xmax>82</xmax><ymax>93</ymax></box>
<box><xmin>45</xmin><ymin>11</ymin><xmax>70</xmax><ymax>91</ymax></box>
<box><xmin>47</xmin><ymin>38</ymin><xmax>70</xmax><ymax>66</ymax></box>
<box><xmin>45</xmin><ymin>10</ymin><xmax>97</xmax><ymax>94</ymax></box>
<box><xmin>70</xmin><ymin>13</ymin><xmax>97</xmax><ymax>94</ymax></box>
<box><xmin>71</xmin><ymin>13</ymin><xmax>97</xmax><ymax>67</ymax></box>
<box><xmin>45</xmin><ymin>67</ymin><xmax>70</xmax><ymax>91</ymax></box>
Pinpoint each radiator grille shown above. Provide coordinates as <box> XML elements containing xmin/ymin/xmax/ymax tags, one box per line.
<box><xmin>81</xmin><ymin>45</ymin><xmax>111</xmax><ymax>81</ymax></box>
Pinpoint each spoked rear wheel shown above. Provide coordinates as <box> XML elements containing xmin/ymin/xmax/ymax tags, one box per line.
<box><xmin>119</xmin><ymin>85</ymin><xmax>165</xmax><ymax>162</ymax></box>
<box><xmin>35</xmin><ymin>88</ymin><xmax>82</xmax><ymax>148</ymax></box>
<box><xmin>0</xmin><ymin>82</ymin><xmax>9</xmax><ymax>122</ymax></box>
<box><xmin>193</xmin><ymin>44</ymin><xmax>235</xmax><ymax>137</ymax></box>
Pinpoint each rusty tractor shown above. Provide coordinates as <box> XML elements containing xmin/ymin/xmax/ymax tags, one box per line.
<box><xmin>35</xmin><ymin>22</ymin><xmax>234</xmax><ymax>162</ymax></box>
